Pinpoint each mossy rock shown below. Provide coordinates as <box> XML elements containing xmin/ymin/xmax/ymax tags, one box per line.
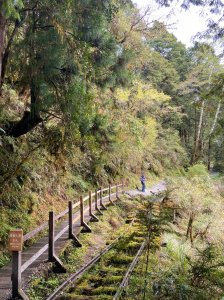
<box><xmin>91</xmin><ymin>286</ymin><xmax>117</xmax><ymax>295</ymax></box>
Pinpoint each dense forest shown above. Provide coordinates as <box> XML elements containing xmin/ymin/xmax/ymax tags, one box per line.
<box><xmin>1</xmin><ymin>0</ymin><xmax>224</xmax><ymax>298</ymax></box>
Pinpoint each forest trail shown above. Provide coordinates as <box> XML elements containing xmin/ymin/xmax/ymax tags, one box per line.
<box><xmin>125</xmin><ymin>181</ymin><xmax>166</xmax><ymax>198</ymax></box>
<box><xmin>0</xmin><ymin>182</ymin><xmax>166</xmax><ymax>300</ymax></box>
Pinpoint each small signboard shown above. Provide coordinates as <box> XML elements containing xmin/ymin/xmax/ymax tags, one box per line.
<box><xmin>9</xmin><ymin>229</ymin><xmax>23</xmax><ymax>252</ymax></box>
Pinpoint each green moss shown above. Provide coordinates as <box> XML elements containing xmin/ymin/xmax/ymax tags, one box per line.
<box><xmin>85</xmin><ymin>274</ymin><xmax>103</xmax><ymax>283</ymax></box>
<box><xmin>133</xmin><ymin>236</ymin><xmax>145</xmax><ymax>242</ymax></box>
<box><xmin>61</xmin><ymin>294</ymin><xmax>95</xmax><ymax>299</ymax></box>
<box><xmin>95</xmin><ymin>296</ymin><xmax>113</xmax><ymax>300</ymax></box>
<box><xmin>126</xmin><ymin>241</ymin><xmax>141</xmax><ymax>251</ymax></box>
<box><xmin>76</xmin><ymin>279</ymin><xmax>92</xmax><ymax>295</ymax></box>
<box><xmin>109</xmin><ymin>253</ymin><xmax>133</xmax><ymax>265</ymax></box>
<box><xmin>102</xmin><ymin>275</ymin><xmax>122</xmax><ymax>284</ymax></box>
<box><xmin>98</xmin><ymin>266</ymin><xmax>124</xmax><ymax>275</ymax></box>
<box><xmin>91</xmin><ymin>286</ymin><xmax>117</xmax><ymax>295</ymax></box>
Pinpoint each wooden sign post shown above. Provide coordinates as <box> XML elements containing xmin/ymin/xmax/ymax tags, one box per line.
<box><xmin>9</xmin><ymin>229</ymin><xmax>23</xmax><ymax>252</ymax></box>
<box><xmin>9</xmin><ymin>229</ymin><xmax>28</xmax><ymax>300</ymax></box>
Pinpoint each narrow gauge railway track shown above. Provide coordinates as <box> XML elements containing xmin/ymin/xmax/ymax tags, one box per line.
<box><xmin>113</xmin><ymin>240</ymin><xmax>146</xmax><ymax>300</ymax></box>
<box><xmin>47</xmin><ymin>202</ymin><xmax>162</xmax><ymax>300</ymax></box>
<box><xmin>46</xmin><ymin>217</ymin><xmax>137</xmax><ymax>300</ymax></box>
<box><xmin>113</xmin><ymin>202</ymin><xmax>161</xmax><ymax>300</ymax></box>
<box><xmin>47</xmin><ymin>240</ymin><xmax>116</xmax><ymax>300</ymax></box>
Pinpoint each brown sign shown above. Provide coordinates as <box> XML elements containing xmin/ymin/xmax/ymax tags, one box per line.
<box><xmin>9</xmin><ymin>229</ymin><xmax>23</xmax><ymax>252</ymax></box>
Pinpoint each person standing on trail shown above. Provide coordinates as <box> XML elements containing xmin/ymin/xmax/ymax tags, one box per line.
<box><xmin>140</xmin><ymin>174</ymin><xmax>146</xmax><ymax>192</ymax></box>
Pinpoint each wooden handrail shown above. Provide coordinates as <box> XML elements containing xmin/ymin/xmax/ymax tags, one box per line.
<box><xmin>101</xmin><ymin>187</ymin><xmax>109</xmax><ymax>192</ymax></box>
<box><xmin>23</xmin><ymin>223</ymin><xmax>48</xmax><ymax>242</ymax></box>
<box><xmin>23</xmin><ymin>182</ymin><xmax>124</xmax><ymax>243</ymax></box>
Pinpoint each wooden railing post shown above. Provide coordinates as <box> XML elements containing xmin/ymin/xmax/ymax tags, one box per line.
<box><xmin>122</xmin><ymin>180</ymin><xmax>125</xmax><ymax>193</ymax></box>
<box><xmin>89</xmin><ymin>191</ymin><xmax>92</xmax><ymax>216</ymax></box>
<box><xmin>80</xmin><ymin>195</ymin><xmax>91</xmax><ymax>232</ymax></box>
<box><xmin>100</xmin><ymin>187</ymin><xmax>107</xmax><ymax>210</ymax></box>
<box><xmin>109</xmin><ymin>184</ymin><xmax>114</xmax><ymax>205</ymax></box>
<box><xmin>68</xmin><ymin>201</ymin><xmax>82</xmax><ymax>247</ymax></box>
<box><xmin>95</xmin><ymin>189</ymin><xmax>103</xmax><ymax>215</ymax></box>
<box><xmin>89</xmin><ymin>191</ymin><xmax>99</xmax><ymax>222</ymax></box>
<box><xmin>68</xmin><ymin>201</ymin><xmax>73</xmax><ymax>239</ymax></box>
<box><xmin>11</xmin><ymin>252</ymin><xmax>28</xmax><ymax>300</ymax></box>
<box><xmin>48</xmin><ymin>211</ymin><xmax>55</xmax><ymax>261</ymax></box>
<box><xmin>48</xmin><ymin>211</ymin><xmax>66</xmax><ymax>273</ymax></box>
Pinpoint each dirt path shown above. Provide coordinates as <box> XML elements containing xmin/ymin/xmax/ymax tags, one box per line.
<box><xmin>125</xmin><ymin>181</ymin><xmax>166</xmax><ymax>199</ymax></box>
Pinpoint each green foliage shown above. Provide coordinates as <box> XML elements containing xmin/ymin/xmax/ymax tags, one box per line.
<box><xmin>148</xmin><ymin>21</ymin><xmax>190</xmax><ymax>81</ymax></box>
<box><xmin>0</xmin><ymin>0</ymin><xmax>23</xmax><ymax>19</ymax></box>
<box><xmin>187</xmin><ymin>164</ymin><xmax>209</xmax><ymax>177</ymax></box>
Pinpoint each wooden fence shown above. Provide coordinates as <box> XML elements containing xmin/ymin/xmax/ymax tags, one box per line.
<box><xmin>10</xmin><ymin>182</ymin><xmax>125</xmax><ymax>299</ymax></box>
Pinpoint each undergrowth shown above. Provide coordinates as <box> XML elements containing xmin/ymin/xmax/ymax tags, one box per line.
<box><xmin>124</xmin><ymin>175</ymin><xmax>224</xmax><ymax>300</ymax></box>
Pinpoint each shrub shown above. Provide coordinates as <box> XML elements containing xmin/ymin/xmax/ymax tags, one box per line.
<box><xmin>187</xmin><ymin>164</ymin><xmax>208</xmax><ymax>177</ymax></box>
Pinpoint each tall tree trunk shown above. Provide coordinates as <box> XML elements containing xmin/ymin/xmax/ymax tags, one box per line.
<box><xmin>208</xmin><ymin>138</ymin><xmax>212</xmax><ymax>171</ymax></box>
<box><xmin>207</xmin><ymin>100</ymin><xmax>221</xmax><ymax>170</ymax></box>
<box><xmin>0</xmin><ymin>9</ymin><xmax>6</xmax><ymax>89</ymax></box>
<box><xmin>4</xmin><ymin>80</ymin><xmax>42</xmax><ymax>137</ymax></box>
<box><xmin>191</xmin><ymin>100</ymin><xmax>205</xmax><ymax>164</ymax></box>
